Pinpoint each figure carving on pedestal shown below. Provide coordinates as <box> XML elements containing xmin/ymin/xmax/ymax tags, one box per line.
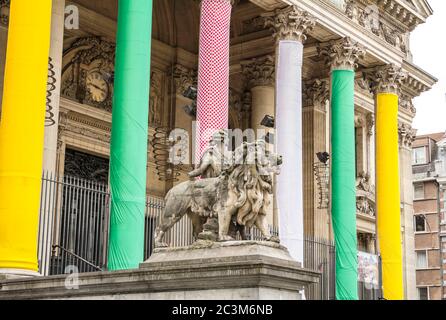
<box><xmin>154</xmin><ymin>137</ymin><xmax>282</xmax><ymax>247</ymax></box>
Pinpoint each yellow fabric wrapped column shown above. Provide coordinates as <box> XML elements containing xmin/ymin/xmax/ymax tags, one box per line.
<box><xmin>0</xmin><ymin>1</ymin><xmax>53</xmax><ymax>273</ymax></box>
<box><xmin>374</xmin><ymin>65</ymin><xmax>406</xmax><ymax>300</ymax></box>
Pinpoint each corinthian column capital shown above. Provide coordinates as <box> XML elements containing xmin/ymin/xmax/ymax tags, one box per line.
<box><xmin>370</xmin><ymin>64</ymin><xmax>407</xmax><ymax>95</ymax></box>
<box><xmin>241</xmin><ymin>55</ymin><xmax>275</xmax><ymax>89</ymax></box>
<box><xmin>319</xmin><ymin>37</ymin><xmax>366</xmax><ymax>71</ymax></box>
<box><xmin>303</xmin><ymin>79</ymin><xmax>330</xmax><ymax>110</ymax></box>
<box><xmin>262</xmin><ymin>6</ymin><xmax>316</xmax><ymax>43</ymax></box>
<box><xmin>398</xmin><ymin>122</ymin><xmax>417</xmax><ymax>149</ymax></box>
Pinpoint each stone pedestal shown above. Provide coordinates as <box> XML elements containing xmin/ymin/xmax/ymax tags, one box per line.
<box><xmin>0</xmin><ymin>241</ymin><xmax>319</xmax><ymax>300</ymax></box>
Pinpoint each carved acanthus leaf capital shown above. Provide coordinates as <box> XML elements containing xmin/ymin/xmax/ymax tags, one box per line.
<box><xmin>369</xmin><ymin>64</ymin><xmax>407</xmax><ymax>95</ymax></box>
<box><xmin>319</xmin><ymin>37</ymin><xmax>366</xmax><ymax>71</ymax></box>
<box><xmin>241</xmin><ymin>55</ymin><xmax>275</xmax><ymax>89</ymax></box>
<box><xmin>262</xmin><ymin>6</ymin><xmax>316</xmax><ymax>43</ymax></box>
<box><xmin>303</xmin><ymin>79</ymin><xmax>330</xmax><ymax>110</ymax></box>
<box><xmin>398</xmin><ymin>122</ymin><xmax>417</xmax><ymax>149</ymax></box>
<box><xmin>172</xmin><ymin>64</ymin><xmax>197</xmax><ymax>96</ymax></box>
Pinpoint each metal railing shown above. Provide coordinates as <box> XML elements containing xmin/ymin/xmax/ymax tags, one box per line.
<box><xmin>304</xmin><ymin>237</ymin><xmax>336</xmax><ymax>300</ymax></box>
<box><xmin>37</xmin><ymin>173</ymin><xmax>169</xmax><ymax>276</ymax></box>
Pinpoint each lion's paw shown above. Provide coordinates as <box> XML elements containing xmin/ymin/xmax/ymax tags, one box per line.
<box><xmin>155</xmin><ymin>242</ymin><xmax>169</xmax><ymax>248</ymax></box>
<box><xmin>266</xmin><ymin>236</ymin><xmax>280</xmax><ymax>243</ymax></box>
<box><xmin>218</xmin><ymin>235</ymin><xmax>235</xmax><ymax>242</ymax></box>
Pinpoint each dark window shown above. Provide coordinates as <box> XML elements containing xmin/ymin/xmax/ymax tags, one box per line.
<box><xmin>418</xmin><ymin>287</ymin><xmax>428</xmax><ymax>300</ymax></box>
<box><xmin>415</xmin><ymin>215</ymin><xmax>426</xmax><ymax>232</ymax></box>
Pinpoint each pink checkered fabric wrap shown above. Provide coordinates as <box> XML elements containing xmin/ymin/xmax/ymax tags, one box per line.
<box><xmin>195</xmin><ymin>0</ymin><xmax>232</xmax><ymax>164</ymax></box>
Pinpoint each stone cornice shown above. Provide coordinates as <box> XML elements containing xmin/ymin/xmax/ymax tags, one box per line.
<box><xmin>262</xmin><ymin>5</ymin><xmax>316</xmax><ymax>43</ymax></box>
<box><xmin>319</xmin><ymin>37</ymin><xmax>366</xmax><ymax>71</ymax></box>
<box><xmin>240</xmin><ymin>55</ymin><xmax>275</xmax><ymax>89</ymax></box>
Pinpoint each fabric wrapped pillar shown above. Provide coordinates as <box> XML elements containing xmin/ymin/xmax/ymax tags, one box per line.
<box><xmin>320</xmin><ymin>37</ymin><xmax>365</xmax><ymax>300</ymax></box>
<box><xmin>331</xmin><ymin>69</ymin><xmax>358</xmax><ymax>300</ymax></box>
<box><xmin>263</xmin><ymin>6</ymin><xmax>315</xmax><ymax>264</ymax></box>
<box><xmin>0</xmin><ymin>1</ymin><xmax>53</xmax><ymax>273</ymax></box>
<box><xmin>108</xmin><ymin>0</ymin><xmax>153</xmax><ymax>271</ymax></box>
<box><xmin>373</xmin><ymin>65</ymin><xmax>406</xmax><ymax>300</ymax></box>
<box><xmin>195</xmin><ymin>0</ymin><xmax>232</xmax><ymax>162</ymax></box>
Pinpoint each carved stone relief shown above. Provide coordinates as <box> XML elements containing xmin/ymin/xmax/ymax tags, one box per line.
<box><xmin>149</xmin><ymin>70</ymin><xmax>164</xmax><ymax>127</ymax></box>
<box><xmin>343</xmin><ymin>0</ymin><xmax>411</xmax><ymax>55</ymax></box>
<box><xmin>61</xmin><ymin>37</ymin><xmax>116</xmax><ymax>112</ymax></box>
<box><xmin>398</xmin><ymin>122</ymin><xmax>417</xmax><ymax>149</ymax></box>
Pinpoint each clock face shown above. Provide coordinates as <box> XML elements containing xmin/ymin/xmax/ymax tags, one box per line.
<box><xmin>86</xmin><ymin>72</ymin><xmax>108</xmax><ymax>103</ymax></box>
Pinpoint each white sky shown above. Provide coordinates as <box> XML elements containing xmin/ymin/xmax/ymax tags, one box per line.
<box><xmin>411</xmin><ymin>0</ymin><xmax>446</xmax><ymax>135</ymax></box>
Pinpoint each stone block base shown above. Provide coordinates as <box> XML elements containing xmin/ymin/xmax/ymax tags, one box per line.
<box><xmin>0</xmin><ymin>241</ymin><xmax>320</xmax><ymax>300</ymax></box>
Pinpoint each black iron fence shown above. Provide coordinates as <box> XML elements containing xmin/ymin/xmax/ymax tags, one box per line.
<box><xmin>304</xmin><ymin>237</ymin><xmax>336</xmax><ymax>300</ymax></box>
<box><xmin>37</xmin><ymin>173</ymin><xmax>168</xmax><ymax>276</ymax></box>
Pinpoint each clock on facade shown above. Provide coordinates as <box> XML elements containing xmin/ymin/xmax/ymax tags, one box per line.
<box><xmin>86</xmin><ymin>71</ymin><xmax>109</xmax><ymax>103</ymax></box>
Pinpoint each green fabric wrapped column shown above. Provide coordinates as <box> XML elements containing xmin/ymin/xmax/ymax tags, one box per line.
<box><xmin>108</xmin><ymin>0</ymin><xmax>153</xmax><ymax>271</ymax></box>
<box><xmin>321</xmin><ymin>37</ymin><xmax>365</xmax><ymax>300</ymax></box>
<box><xmin>331</xmin><ymin>69</ymin><xmax>358</xmax><ymax>300</ymax></box>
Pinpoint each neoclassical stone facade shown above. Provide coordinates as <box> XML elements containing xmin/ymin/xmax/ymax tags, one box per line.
<box><xmin>0</xmin><ymin>0</ymin><xmax>437</xmax><ymax>300</ymax></box>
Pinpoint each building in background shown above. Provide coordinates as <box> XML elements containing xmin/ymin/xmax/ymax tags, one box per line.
<box><xmin>412</xmin><ymin>132</ymin><xmax>446</xmax><ymax>300</ymax></box>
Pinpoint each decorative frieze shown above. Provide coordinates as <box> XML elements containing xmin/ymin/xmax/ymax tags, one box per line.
<box><xmin>303</xmin><ymin>79</ymin><xmax>329</xmax><ymax>111</ymax></box>
<box><xmin>370</xmin><ymin>64</ymin><xmax>407</xmax><ymax>95</ymax></box>
<box><xmin>240</xmin><ymin>55</ymin><xmax>275</xmax><ymax>89</ymax></box>
<box><xmin>319</xmin><ymin>37</ymin><xmax>366</xmax><ymax>71</ymax></box>
<box><xmin>0</xmin><ymin>0</ymin><xmax>9</xmax><ymax>26</ymax></box>
<box><xmin>262</xmin><ymin>6</ymin><xmax>316</xmax><ymax>43</ymax></box>
<box><xmin>342</xmin><ymin>0</ymin><xmax>413</xmax><ymax>55</ymax></box>
<box><xmin>398</xmin><ymin>122</ymin><xmax>417</xmax><ymax>149</ymax></box>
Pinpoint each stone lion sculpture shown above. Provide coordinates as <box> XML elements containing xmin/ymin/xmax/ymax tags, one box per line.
<box><xmin>154</xmin><ymin>139</ymin><xmax>282</xmax><ymax>247</ymax></box>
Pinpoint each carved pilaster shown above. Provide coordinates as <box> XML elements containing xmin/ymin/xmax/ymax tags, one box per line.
<box><xmin>398</xmin><ymin>122</ymin><xmax>417</xmax><ymax>149</ymax></box>
<box><xmin>241</xmin><ymin>55</ymin><xmax>275</xmax><ymax>89</ymax></box>
<box><xmin>366</xmin><ymin>113</ymin><xmax>375</xmax><ymax>137</ymax></box>
<box><xmin>262</xmin><ymin>6</ymin><xmax>316</xmax><ymax>43</ymax></box>
<box><xmin>303</xmin><ymin>79</ymin><xmax>330</xmax><ymax>111</ymax></box>
<box><xmin>369</xmin><ymin>64</ymin><xmax>407</xmax><ymax>95</ymax></box>
<box><xmin>172</xmin><ymin>64</ymin><xmax>197</xmax><ymax>96</ymax></box>
<box><xmin>319</xmin><ymin>37</ymin><xmax>366</xmax><ymax>71</ymax></box>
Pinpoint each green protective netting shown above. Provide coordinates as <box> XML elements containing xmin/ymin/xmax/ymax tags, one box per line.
<box><xmin>331</xmin><ymin>70</ymin><xmax>359</xmax><ymax>300</ymax></box>
<box><xmin>108</xmin><ymin>0</ymin><xmax>153</xmax><ymax>271</ymax></box>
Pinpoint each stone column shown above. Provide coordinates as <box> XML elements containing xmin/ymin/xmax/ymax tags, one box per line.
<box><xmin>263</xmin><ymin>6</ymin><xmax>315</xmax><ymax>264</ymax></box>
<box><xmin>195</xmin><ymin>0</ymin><xmax>235</xmax><ymax>163</ymax></box>
<box><xmin>319</xmin><ymin>37</ymin><xmax>366</xmax><ymax>300</ymax></box>
<box><xmin>302</xmin><ymin>79</ymin><xmax>330</xmax><ymax>241</ymax></box>
<box><xmin>372</xmin><ymin>64</ymin><xmax>407</xmax><ymax>300</ymax></box>
<box><xmin>43</xmin><ymin>0</ymin><xmax>65</xmax><ymax>174</ymax></box>
<box><xmin>398</xmin><ymin>121</ymin><xmax>417</xmax><ymax>300</ymax></box>
<box><xmin>241</xmin><ymin>55</ymin><xmax>275</xmax><ymax>134</ymax></box>
<box><xmin>241</xmin><ymin>55</ymin><xmax>275</xmax><ymax>226</ymax></box>
<box><xmin>0</xmin><ymin>0</ymin><xmax>53</xmax><ymax>276</ymax></box>
<box><xmin>38</xmin><ymin>0</ymin><xmax>66</xmax><ymax>277</ymax></box>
